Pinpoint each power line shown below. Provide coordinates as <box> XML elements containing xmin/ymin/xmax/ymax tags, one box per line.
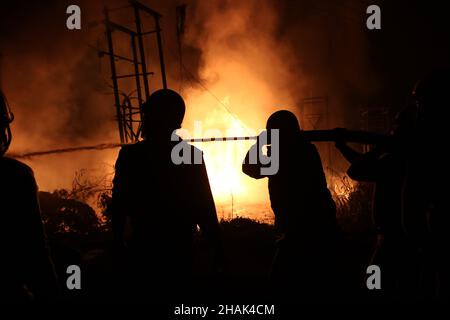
<box><xmin>8</xmin><ymin>130</ymin><xmax>392</xmax><ymax>159</ymax></box>
<box><xmin>164</xmin><ymin>30</ymin><xmax>255</xmax><ymax>131</ymax></box>
<box><xmin>180</xmin><ymin>63</ymin><xmax>254</xmax><ymax>135</ymax></box>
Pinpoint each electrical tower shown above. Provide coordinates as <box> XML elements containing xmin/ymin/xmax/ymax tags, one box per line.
<box><xmin>101</xmin><ymin>0</ymin><xmax>167</xmax><ymax>144</ymax></box>
<box><xmin>300</xmin><ymin>96</ymin><xmax>329</xmax><ymax>131</ymax></box>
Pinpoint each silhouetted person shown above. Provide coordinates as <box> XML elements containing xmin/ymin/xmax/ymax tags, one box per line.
<box><xmin>242</xmin><ymin>110</ymin><xmax>337</xmax><ymax>297</ymax></box>
<box><xmin>0</xmin><ymin>91</ymin><xmax>58</xmax><ymax>300</ymax></box>
<box><xmin>403</xmin><ymin>68</ymin><xmax>450</xmax><ymax>298</ymax></box>
<box><xmin>111</xmin><ymin>89</ymin><xmax>222</xmax><ymax>298</ymax></box>
<box><xmin>335</xmin><ymin>106</ymin><xmax>416</xmax><ymax>298</ymax></box>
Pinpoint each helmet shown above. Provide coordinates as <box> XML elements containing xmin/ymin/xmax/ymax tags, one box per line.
<box><xmin>265</xmin><ymin>110</ymin><xmax>302</xmax><ymax>144</ymax></box>
<box><xmin>141</xmin><ymin>89</ymin><xmax>186</xmax><ymax>138</ymax></box>
<box><xmin>266</xmin><ymin>110</ymin><xmax>301</xmax><ymax>131</ymax></box>
<box><xmin>0</xmin><ymin>91</ymin><xmax>14</xmax><ymax>155</ymax></box>
<box><xmin>266</xmin><ymin>110</ymin><xmax>301</xmax><ymax>136</ymax></box>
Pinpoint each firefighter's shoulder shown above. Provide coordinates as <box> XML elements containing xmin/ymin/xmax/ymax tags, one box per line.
<box><xmin>117</xmin><ymin>140</ymin><xmax>147</xmax><ymax>158</ymax></box>
<box><xmin>0</xmin><ymin>156</ymin><xmax>35</xmax><ymax>179</ymax></box>
<box><xmin>171</xmin><ymin>140</ymin><xmax>205</xmax><ymax>165</ymax></box>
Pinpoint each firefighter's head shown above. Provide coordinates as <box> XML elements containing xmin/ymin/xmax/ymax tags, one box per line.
<box><xmin>266</xmin><ymin>110</ymin><xmax>301</xmax><ymax>143</ymax></box>
<box><xmin>141</xmin><ymin>89</ymin><xmax>186</xmax><ymax>139</ymax></box>
<box><xmin>0</xmin><ymin>91</ymin><xmax>14</xmax><ymax>156</ymax></box>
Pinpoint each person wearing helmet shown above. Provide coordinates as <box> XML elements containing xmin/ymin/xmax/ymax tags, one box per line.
<box><xmin>0</xmin><ymin>91</ymin><xmax>58</xmax><ymax>299</ymax></box>
<box><xmin>242</xmin><ymin>110</ymin><xmax>338</xmax><ymax>298</ymax></box>
<box><xmin>403</xmin><ymin>68</ymin><xmax>450</xmax><ymax>298</ymax></box>
<box><xmin>335</xmin><ymin>105</ymin><xmax>416</xmax><ymax>298</ymax></box>
<box><xmin>111</xmin><ymin>89</ymin><xmax>223</xmax><ymax>298</ymax></box>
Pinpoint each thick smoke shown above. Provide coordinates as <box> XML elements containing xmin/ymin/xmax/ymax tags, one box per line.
<box><xmin>0</xmin><ymin>0</ymin><xmax>389</xmax><ymax>218</ymax></box>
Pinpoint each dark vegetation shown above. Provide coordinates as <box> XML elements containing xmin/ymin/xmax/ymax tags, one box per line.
<box><xmin>38</xmin><ymin>173</ymin><xmax>375</xmax><ymax>299</ymax></box>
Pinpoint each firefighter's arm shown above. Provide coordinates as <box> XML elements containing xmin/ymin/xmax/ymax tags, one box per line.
<box><xmin>346</xmin><ymin>148</ymin><xmax>384</xmax><ymax>182</ymax></box>
<box><xmin>242</xmin><ymin>132</ymin><xmax>270</xmax><ymax>179</ymax></box>
<box><xmin>334</xmin><ymin>128</ymin><xmax>380</xmax><ymax>181</ymax></box>
<box><xmin>335</xmin><ymin>141</ymin><xmax>362</xmax><ymax>164</ymax></box>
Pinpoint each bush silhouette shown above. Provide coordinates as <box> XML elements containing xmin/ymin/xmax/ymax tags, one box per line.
<box><xmin>39</xmin><ymin>190</ymin><xmax>101</xmax><ymax>236</ymax></box>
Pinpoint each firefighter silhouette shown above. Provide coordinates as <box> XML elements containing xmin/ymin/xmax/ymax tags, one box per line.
<box><xmin>111</xmin><ymin>89</ymin><xmax>223</xmax><ymax>297</ymax></box>
<box><xmin>242</xmin><ymin>110</ymin><xmax>338</xmax><ymax>297</ymax></box>
<box><xmin>403</xmin><ymin>68</ymin><xmax>450</xmax><ymax>298</ymax></box>
<box><xmin>0</xmin><ymin>91</ymin><xmax>58</xmax><ymax>299</ymax></box>
<box><xmin>335</xmin><ymin>105</ymin><xmax>416</xmax><ymax>298</ymax></box>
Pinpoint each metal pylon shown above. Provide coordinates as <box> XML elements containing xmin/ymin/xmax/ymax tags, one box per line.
<box><xmin>101</xmin><ymin>0</ymin><xmax>167</xmax><ymax>143</ymax></box>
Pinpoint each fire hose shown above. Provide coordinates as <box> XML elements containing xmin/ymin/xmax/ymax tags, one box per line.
<box><xmin>8</xmin><ymin>129</ymin><xmax>391</xmax><ymax>159</ymax></box>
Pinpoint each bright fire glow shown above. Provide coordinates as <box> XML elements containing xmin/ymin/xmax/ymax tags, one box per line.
<box><xmin>179</xmin><ymin>0</ymin><xmax>299</xmax><ymax>220</ymax></box>
<box><xmin>180</xmin><ymin>93</ymin><xmax>272</xmax><ymax>221</ymax></box>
